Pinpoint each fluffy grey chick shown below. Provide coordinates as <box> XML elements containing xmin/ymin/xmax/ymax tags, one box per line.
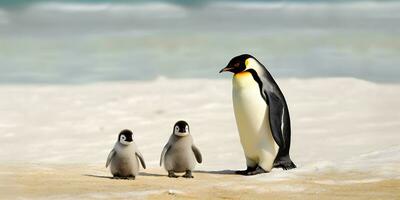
<box><xmin>160</xmin><ymin>121</ymin><xmax>202</xmax><ymax>178</ymax></box>
<box><xmin>106</xmin><ymin>129</ymin><xmax>146</xmax><ymax>179</ymax></box>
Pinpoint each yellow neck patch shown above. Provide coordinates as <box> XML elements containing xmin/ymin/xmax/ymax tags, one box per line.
<box><xmin>245</xmin><ymin>58</ymin><xmax>250</xmax><ymax>67</ymax></box>
<box><xmin>234</xmin><ymin>71</ymin><xmax>252</xmax><ymax>78</ymax></box>
<box><xmin>233</xmin><ymin>71</ymin><xmax>257</xmax><ymax>89</ymax></box>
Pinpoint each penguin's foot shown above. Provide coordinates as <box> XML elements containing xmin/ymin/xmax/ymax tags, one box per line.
<box><xmin>112</xmin><ymin>174</ymin><xmax>122</xmax><ymax>179</ymax></box>
<box><xmin>244</xmin><ymin>166</ymin><xmax>268</xmax><ymax>176</ymax></box>
<box><xmin>112</xmin><ymin>174</ymin><xmax>135</xmax><ymax>180</ymax></box>
<box><xmin>168</xmin><ymin>171</ymin><xmax>179</xmax><ymax>178</ymax></box>
<box><xmin>273</xmin><ymin>157</ymin><xmax>297</xmax><ymax>170</ymax></box>
<box><xmin>182</xmin><ymin>170</ymin><xmax>194</xmax><ymax>178</ymax></box>
<box><xmin>235</xmin><ymin>166</ymin><xmax>257</xmax><ymax>175</ymax></box>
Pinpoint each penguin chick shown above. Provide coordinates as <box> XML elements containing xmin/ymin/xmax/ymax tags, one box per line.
<box><xmin>160</xmin><ymin>121</ymin><xmax>202</xmax><ymax>178</ymax></box>
<box><xmin>106</xmin><ymin>129</ymin><xmax>146</xmax><ymax>179</ymax></box>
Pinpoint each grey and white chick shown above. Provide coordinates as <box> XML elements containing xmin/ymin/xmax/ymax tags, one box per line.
<box><xmin>160</xmin><ymin>121</ymin><xmax>202</xmax><ymax>178</ymax></box>
<box><xmin>106</xmin><ymin>129</ymin><xmax>146</xmax><ymax>179</ymax></box>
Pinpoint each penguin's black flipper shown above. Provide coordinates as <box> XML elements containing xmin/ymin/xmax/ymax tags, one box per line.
<box><xmin>135</xmin><ymin>152</ymin><xmax>146</xmax><ymax>169</ymax></box>
<box><xmin>192</xmin><ymin>145</ymin><xmax>202</xmax><ymax>164</ymax></box>
<box><xmin>267</xmin><ymin>92</ymin><xmax>296</xmax><ymax>170</ymax></box>
<box><xmin>160</xmin><ymin>143</ymin><xmax>171</xmax><ymax>166</ymax></box>
<box><xmin>267</xmin><ymin>92</ymin><xmax>285</xmax><ymax>148</ymax></box>
<box><xmin>106</xmin><ymin>149</ymin><xmax>116</xmax><ymax>168</ymax></box>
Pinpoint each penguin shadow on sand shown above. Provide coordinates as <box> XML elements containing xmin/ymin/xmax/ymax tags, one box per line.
<box><xmin>83</xmin><ymin>170</ymin><xmax>238</xmax><ymax>179</ymax></box>
<box><xmin>193</xmin><ymin>170</ymin><xmax>237</xmax><ymax>175</ymax></box>
<box><xmin>83</xmin><ymin>172</ymin><xmax>164</xmax><ymax>180</ymax></box>
<box><xmin>139</xmin><ymin>172</ymin><xmax>165</xmax><ymax>177</ymax></box>
<box><xmin>83</xmin><ymin>174</ymin><xmax>114</xmax><ymax>179</ymax></box>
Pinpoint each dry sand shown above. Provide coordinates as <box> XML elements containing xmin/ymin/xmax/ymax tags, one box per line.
<box><xmin>1</xmin><ymin>164</ymin><xmax>398</xmax><ymax>200</ymax></box>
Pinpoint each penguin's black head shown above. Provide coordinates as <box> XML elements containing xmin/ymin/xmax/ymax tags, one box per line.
<box><xmin>219</xmin><ymin>54</ymin><xmax>254</xmax><ymax>74</ymax></box>
<box><xmin>173</xmin><ymin>120</ymin><xmax>190</xmax><ymax>137</ymax></box>
<box><xmin>118</xmin><ymin>129</ymin><xmax>133</xmax><ymax>145</ymax></box>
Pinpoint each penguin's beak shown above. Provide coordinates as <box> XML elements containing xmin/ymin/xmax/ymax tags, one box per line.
<box><xmin>219</xmin><ymin>66</ymin><xmax>233</xmax><ymax>73</ymax></box>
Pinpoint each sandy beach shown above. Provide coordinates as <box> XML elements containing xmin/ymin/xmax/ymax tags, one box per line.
<box><xmin>1</xmin><ymin>164</ymin><xmax>398</xmax><ymax>199</ymax></box>
<box><xmin>0</xmin><ymin>78</ymin><xmax>399</xmax><ymax>199</ymax></box>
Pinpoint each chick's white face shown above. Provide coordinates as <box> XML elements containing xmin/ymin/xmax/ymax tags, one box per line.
<box><xmin>174</xmin><ymin>125</ymin><xmax>189</xmax><ymax>137</ymax></box>
<box><xmin>119</xmin><ymin>134</ymin><xmax>133</xmax><ymax>145</ymax></box>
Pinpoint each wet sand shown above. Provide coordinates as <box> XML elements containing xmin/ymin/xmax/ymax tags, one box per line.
<box><xmin>1</xmin><ymin>164</ymin><xmax>398</xmax><ymax>200</ymax></box>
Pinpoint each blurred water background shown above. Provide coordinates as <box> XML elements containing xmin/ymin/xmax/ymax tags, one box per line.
<box><xmin>0</xmin><ymin>0</ymin><xmax>399</xmax><ymax>84</ymax></box>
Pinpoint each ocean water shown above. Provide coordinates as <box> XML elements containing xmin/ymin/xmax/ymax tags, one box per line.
<box><xmin>0</xmin><ymin>0</ymin><xmax>399</xmax><ymax>83</ymax></box>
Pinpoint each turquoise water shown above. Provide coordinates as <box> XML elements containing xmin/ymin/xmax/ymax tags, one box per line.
<box><xmin>0</xmin><ymin>1</ymin><xmax>399</xmax><ymax>83</ymax></box>
<box><xmin>3</xmin><ymin>0</ymin><xmax>396</xmax><ymax>7</ymax></box>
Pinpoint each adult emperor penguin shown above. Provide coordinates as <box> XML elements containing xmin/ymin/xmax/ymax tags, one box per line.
<box><xmin>106</xmin><ymin>129</ymin><xmax>146</xmax><ymax>179</ymax></box>
<box><xmin>160</xmin><ymin>120</ymin><xmax>202</xmax><ymax>178</ymax></box>
<box><xmin>219</xmin><ymin>54</ymin><xmax>296</xmax><ymax>175</ymax></box>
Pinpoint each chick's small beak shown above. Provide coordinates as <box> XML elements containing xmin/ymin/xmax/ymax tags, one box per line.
<box><xmin>219</xmin><ymin>66</ymin><xmax>233</xmax><ymax>73</ymax></box>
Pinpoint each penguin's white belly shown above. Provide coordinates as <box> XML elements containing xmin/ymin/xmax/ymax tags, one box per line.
<box><xmin>164</xmin><ymin>137</ymin><xmax>196</xmax><ymax>173</ymax></box>
<box><xmin>111</xmin><ymin>145</ymin><xmax>139</xmax><ymax>176</ymax></box>
<box><xmin>232</xmin><ymin>72</ymin><xmax>278</xmax><ymax>170</ymax></box>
